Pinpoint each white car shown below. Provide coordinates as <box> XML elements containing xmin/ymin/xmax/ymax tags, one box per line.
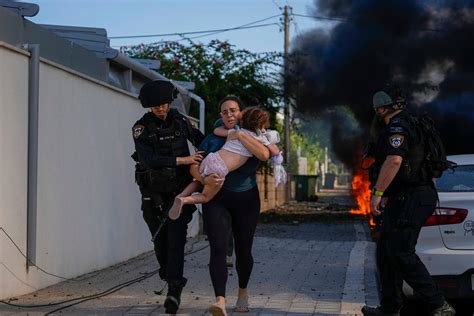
<box><xmin>404</xmin><ymin>154</ymin><xmax>474</xmax><ymax>299</ymax></box>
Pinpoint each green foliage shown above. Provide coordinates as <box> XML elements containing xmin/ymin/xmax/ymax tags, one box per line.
<box><xmin>121</xmin><ymin>40</ymin><xmax>330</xmax><ymax>176</ymax></box>
<box><xmin>121</xmin><ymin>40</ymin><xmax>283</xmax><ymax>132</ymax></box>
<box><xmin>289</xmin><ymin>129</ymin><xmax>325</xmax><ymax>175</ymax></box>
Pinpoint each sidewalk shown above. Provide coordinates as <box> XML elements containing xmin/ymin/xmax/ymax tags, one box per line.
<box><xmin>0</xmin><ymin>222</ymin><xmax>378</xmax><ymax>316</ymax></box>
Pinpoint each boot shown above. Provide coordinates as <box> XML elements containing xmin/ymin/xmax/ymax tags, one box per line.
<box><xmin>164</xmin><ymin>278</ymin><xmax>187</xmax><ymax>314</ymax></box>
<box><xmin>361</xmin><ymin>305</ymin><xmax>400</xmax><ymax>316</ymax></box>
<box><xmin>158</xmin><ymin>267</ymin><xmax>166</xmax><ymax>281</ymax></box>
<box><xmin>430</xmin><ymin>301</ymin><xmax>455</xmax><ymax>316</ymax></box>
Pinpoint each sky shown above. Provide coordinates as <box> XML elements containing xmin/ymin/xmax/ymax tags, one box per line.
<box><xmin>28</xmin><ymin>0</ymin><xmax>328</xmax><ymax>53</ymax></box>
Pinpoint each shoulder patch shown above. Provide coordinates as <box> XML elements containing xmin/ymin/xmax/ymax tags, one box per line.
<box><xmin>389</xmin><ymin>134</ymin><xmax>404</xmax><ymax>148</ymax></box>
<box><xmin>132</xmin><ymin>124</ymin><xmax>145</xmax><ymax>139</ymax></box>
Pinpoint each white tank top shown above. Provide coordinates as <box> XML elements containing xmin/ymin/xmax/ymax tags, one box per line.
<box><xmin>221</xmin><ymin>128</ymin><xmax>270</xmax><ymax>157</ymax></box>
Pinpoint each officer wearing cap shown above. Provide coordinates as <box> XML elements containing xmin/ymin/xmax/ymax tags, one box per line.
<box><xmin>132</xmin><ymin>80</ymin><xmax>204</xmax><ymax>314</ymax></box>
<box><xmin>361</xmin><ymin>86</ymin><xmax>455</xmax><ymax>316</ymax></box>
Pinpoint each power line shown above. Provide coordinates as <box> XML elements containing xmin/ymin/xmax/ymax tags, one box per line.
<box><xmin>0</xmin><ymin>227</ymin><xmax>75</xmax><ymax>281</ymax></box>
<box><xmin>109</xmin><ymin>14</ymin><xmax>282</xmax><ymax>40</ymax></box>
<box><xmin>291</xmin><ymin>13</ymin><xmax>346</xmax><ymax>22</ymax></box>
<box><xmin>113</xmin><ymin>22</ymin><xmax>280</xmax><ymax>48</ymax></box>
<box><xmin>292</xmin><ymin>17</ymin><xmax>299</xmax><ymax>36</ymax></box>
<box><xmin>234</xmin><ymin>13</ymin><xmax>282</xmax><ymax>28</ymax></box>
<box><xmin>114</xmin><ymin>14</ymin><xmax>283</xmax><ymax>48</ymax></box>
<box><xmin>0</xmin><ymin>231</ymin><xmax>209</xmax><ymax>313</ymax></box>
<box><xmin>271</xmin><ymin>0</ymin><xmax>282</xmax><ymax>10</ymax></box>
<box><xmin>183</xmin><ymin>22</ymin><xmax>280</xmax><ymax>42</ymax></box>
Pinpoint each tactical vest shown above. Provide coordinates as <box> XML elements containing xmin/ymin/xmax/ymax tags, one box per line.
<box><xmin>137</xmin><ymin>111</ymin><xmax>193</xmax><ymax>194</ymax></box>
<box><xmin>371</xmin><ymin>113</ymin><xmax>428</xmax><ymax>192</ymax></box>
<box><xmin>147</xmin><ymin>119</ymin><xmax>190</xmax><ymax>159</ymax></box>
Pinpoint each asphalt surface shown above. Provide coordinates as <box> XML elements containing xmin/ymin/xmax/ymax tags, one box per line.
<box><xmin>0</xmin><ymin>221</ymin><xmax>378</xmax><ymax>315</ymax></box>
<box><xmin>1</xmin><ymin>191</ymin><xmax>472</xmax><ymax>315</ymax></box>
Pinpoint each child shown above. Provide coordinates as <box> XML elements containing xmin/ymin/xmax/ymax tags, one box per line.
<box><xmin>168</xmin><ymin>107</ymin><xmax>280</xmax><ymax>220</ymax></box>
<box><xmin>216</xmin><ymin>126</ymin><xmax>287</xmax><ymax>187</ymax></box>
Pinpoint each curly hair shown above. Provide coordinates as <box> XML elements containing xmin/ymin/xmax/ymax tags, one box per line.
<box><xmin>240</xmin><ymin>107</ymin><xmax>269</xmax><ymax>132</ymax></box>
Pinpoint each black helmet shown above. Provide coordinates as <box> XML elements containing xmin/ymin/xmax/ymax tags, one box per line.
<box><xmin>139</xmin><ymin>80</ymin><xmax>178</xmax><ymax>108</ymax></box>
<box><xmin>372</xmin><ymin>84</ymin><xmax>406</xmax><ymax>110</ymax></box>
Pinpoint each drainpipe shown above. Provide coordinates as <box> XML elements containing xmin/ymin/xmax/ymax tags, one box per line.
<box><xmin>187</xmin><ymin>92</ymin><xmax>205</xmax><ymax>133</ymax></box>
<box><xmin>22</xmin><ymin>44</ymin><xmax>40</xmax><ymax>268</ymax></box>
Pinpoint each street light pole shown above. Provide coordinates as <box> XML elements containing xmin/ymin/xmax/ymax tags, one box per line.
<box><xmin>283</xmin><ymin>5</ymin><xmax>291</xmax><ymax>202</ymax></box>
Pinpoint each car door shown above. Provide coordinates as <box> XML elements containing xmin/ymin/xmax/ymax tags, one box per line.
<box><xmin>435</xmin><ymin>164</ymin><xmax>474</xmax><ymax>250</ymax></box>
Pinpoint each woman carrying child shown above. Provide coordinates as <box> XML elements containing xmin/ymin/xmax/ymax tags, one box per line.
<box><xmin>168</xmin><ymin>106</ymin><xmax>279</xmax><ymax>219</ymax></box>
<box><xmin>178</xmin><ymin>96</ymin><xmax>278</xmax><ymax>315</ymax></box>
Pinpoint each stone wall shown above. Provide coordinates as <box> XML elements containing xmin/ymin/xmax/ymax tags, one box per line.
<box><xmin>257</xmin><ymin>173</ymin><xmax>287</xmax><ymax>211</ymax></box>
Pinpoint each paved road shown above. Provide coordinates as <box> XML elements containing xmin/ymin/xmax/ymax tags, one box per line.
<box><xmin>0</xmin><ymin>220</ymin><xmax>378</xmax><ymax>316</ymax></box>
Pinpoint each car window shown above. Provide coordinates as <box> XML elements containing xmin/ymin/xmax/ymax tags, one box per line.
<box><xmin>436</xmin><ymin>164</ymin><xmax>474</xmax><ymax>192</ymax></box>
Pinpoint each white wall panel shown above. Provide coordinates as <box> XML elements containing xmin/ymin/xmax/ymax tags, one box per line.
<box><xmin>0</xmin><ymin>44</ymin><xmax>152</xmax><ymax>299</ymax></box>
<box><xmin>0</xmin><ymin>46</ymin><xmax>31</xmax><ymax>299</ymax></box>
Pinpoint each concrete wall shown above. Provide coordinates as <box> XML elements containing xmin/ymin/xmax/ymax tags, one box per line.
<box><xmin>0</xmin><ymin>42</ymin><xmax>151</xmax><ymax>300</ymax></box>
<box><xmin>257</xmin><ymin>173</ymin><xmax>286</xmax><ymax>211</ymax></box>
<box><xmin>0</xmin><ymin>43</ymin><xmax>31</xmax><ymax>300</ymax></box>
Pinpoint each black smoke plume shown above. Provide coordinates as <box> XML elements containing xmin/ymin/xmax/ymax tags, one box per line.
<box><xmin>289</xmin><ymin>0</ymin><xmax>474</xmax><ymax>168</ymax></box>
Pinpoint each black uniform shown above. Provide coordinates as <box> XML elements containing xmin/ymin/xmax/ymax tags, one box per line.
<box><xmin>132</xmin><ymin>108</ymin><xmax>203</xmax><ymax>284</ymax></box>
<box><xmin>371</xmin><ymin>110</ymin><xmax>445</xmax><ymax>313</ymax></box>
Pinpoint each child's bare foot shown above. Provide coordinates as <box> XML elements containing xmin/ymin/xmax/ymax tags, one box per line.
<box><xmin>168</xmin><ymin>197</ymin><xmax>184</xmax><ymax>220</ymax></box>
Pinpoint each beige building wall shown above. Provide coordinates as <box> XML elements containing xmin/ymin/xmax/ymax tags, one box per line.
<box><xmin>0</xmin><ymin>44</ymin><xmax>30</xmax><ymax>300</ymax></box>
<box><xmin>257</xmin><ymin>173</ymin><xmax>286</xmax><ymax>211</ymax></box>
<box><xmin>0</xmin><ymin>42</ymin><xmax>152</xmax><ymax>299</ymax></box>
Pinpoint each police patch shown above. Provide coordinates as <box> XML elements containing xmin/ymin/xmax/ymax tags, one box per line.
<box><xmin>133</xmin><ymin>125</ymin><xmax>144</xmax><ymax>139</ymax></box>
<box><xmin>389</xmin><ymin>134</ymin><xmax>404</xmax><ymax>148</ymax></box>
<box><xmin>390</xmin><ymin>127</ymin><xmax>404</xmax><ymax>133</ymax></box>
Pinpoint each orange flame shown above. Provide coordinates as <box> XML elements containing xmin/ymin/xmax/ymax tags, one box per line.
<box><xmin>350</xmin><ymin>152</ymin><xmax>376</xmax><ymax>227</ymax></box>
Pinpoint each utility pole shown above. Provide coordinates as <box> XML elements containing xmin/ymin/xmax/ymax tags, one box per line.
<box><xmin>283</xmin><ymin>5</ymin><xmax>291</xmax><ymax>202</ymax></box>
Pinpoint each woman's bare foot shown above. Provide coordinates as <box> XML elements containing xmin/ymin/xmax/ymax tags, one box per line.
<box><xmin>233</xmin><ymin>288</ymin><xmax>249</xmax><ymax>312</ymax></box>
<box><xmin>208</xmin><ymin>302</ymin><xmax>227</xmax><ymax>316</ymax></box>
<box><xmin>209</xmin><ymin>297</ymin><xmax>227</xmax><ymax>316</ymax></box>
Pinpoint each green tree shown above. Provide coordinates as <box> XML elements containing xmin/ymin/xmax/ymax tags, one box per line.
<box><xmin>121</xmin><ymin>40</ymin><xmax>283</xmax><ymax>132</ymax></box>
<box><xmin>289</xmin><ymin>130</ymin><xmax>325</xmax><ymax>175</ymax></box>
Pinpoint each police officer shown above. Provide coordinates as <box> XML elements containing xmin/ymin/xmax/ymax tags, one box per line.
<box><xmin>361</xmin><ymin>86</ymin><xmax>455</xmax><ymax>316</ymax></box>
<box><xmin>132</xmin><ymin>80</ymin><xmax>204</xmax><ymax>314</ymax></box>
